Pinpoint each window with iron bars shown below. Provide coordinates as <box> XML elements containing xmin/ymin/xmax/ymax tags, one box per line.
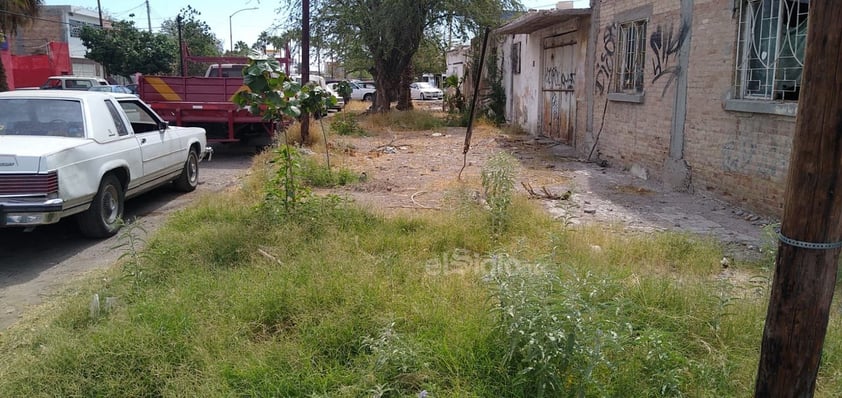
<box><xmin>613</xmin><ymin>20</ymin><xmax>647</xmax><ymax>95</ymax></box>
<box><xmin>735</xmin><ymin>0</ymin><xmax>808</xmax><ymax>101</ymax></box>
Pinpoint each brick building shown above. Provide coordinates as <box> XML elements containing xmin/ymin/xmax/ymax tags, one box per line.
<box><xmin>496</xmin><ymin>0</ymin><xmax>807</xmax><ymax>217</ymax></box>
<box><xmin>12</xmin><ymin>5</ymin><xmax>109</xmax><ymax>78</ymax></box>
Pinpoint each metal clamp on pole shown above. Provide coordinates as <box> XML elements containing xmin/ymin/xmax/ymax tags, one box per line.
<box><xmin>777</xmin><ymin>228</ymin><xmax>842</xmax><ymax>250</ymax></box>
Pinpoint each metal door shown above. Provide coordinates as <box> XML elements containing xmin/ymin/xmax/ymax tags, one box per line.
<box><xmin>542</xmin><ymin>33</ymin><xmax>577</xmax><ymax>144</ymax></box>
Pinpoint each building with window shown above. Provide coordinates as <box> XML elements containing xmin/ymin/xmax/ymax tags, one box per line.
<box><xmin>495</xmin><ymin>0</ymin><xmax>807</xmax><ymax>217</ymax></box>
<box><xmin>13</xmin><ymin>5</ymin><xmax>110</xmax><ymax>78</ymax></box>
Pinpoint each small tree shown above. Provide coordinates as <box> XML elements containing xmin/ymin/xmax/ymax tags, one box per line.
<box><xmin>336</xmin><ymin>80</ymin><xmax>352</xmax><ymax>104</ymax></box>
<box><xmin>232</xmin><ymin>54</ymin><xmax>334</xmax><ymax>209</ymax></box>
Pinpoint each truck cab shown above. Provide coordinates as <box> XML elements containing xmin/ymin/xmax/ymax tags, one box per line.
<box><xmin>204</xmin><ymin>64</ymin><xmax>247</xmax><ymax>78</ymax></box>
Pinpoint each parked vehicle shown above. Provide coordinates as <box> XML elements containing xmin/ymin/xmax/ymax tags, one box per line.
<box><xmin>410</xmin><ymin>81</ymin><xmax>444</xmax><ymax>100</ymax></box>
<box><xmin>137</xmin><ymin>43</ymin><xmax>291</xmax><ymax>146</ymax></box>
<box><xmin>89</xmin><ymin>85</ymin><xmax>136</xmax><ymax>95</ymax></box>
<box><xmin>0</xmin><ymin>90</ymin><xmax>208</xmax><ymax>237</ymax></box>
<box><xmin>355</xmin><ymin>80</ymin><xmax>376</xmax><ymax>90</ymax></box>
<box><xmin>351</xmin><ymin>81</ymin><xmax>376</xmax><ymax>101</ymax></box>
<box><xmin>204</xmin><ymin>64</ymin><xmax>246</xmax><ymax>78</ymax></box>
<box><xmin>39</xmin><ymin>76</ymin><xmax>109</xmax><ymax>91</ymax></box>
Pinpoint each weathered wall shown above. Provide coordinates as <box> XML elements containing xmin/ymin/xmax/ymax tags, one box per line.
<box><xmin>498</xmin><ymin>16</ymin><xmax>591</xmax><ymax>138</ymax></box>
<box><xmin>591</xmin><ymin>0</ymin><xmax>793</xmax><ymax>216</ymax></box>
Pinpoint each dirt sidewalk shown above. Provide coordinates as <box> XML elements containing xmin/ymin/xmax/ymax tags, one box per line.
<box><xmin>326</xmin><ymin>126</ymin><xmax>773</xmax><ymax>262</ymax></box>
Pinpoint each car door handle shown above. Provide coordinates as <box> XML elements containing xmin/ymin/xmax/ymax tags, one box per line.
<box><xmin>140</xmin><ymin>138</ymin><xmax>147</xmax><ymax>144</ymax></box>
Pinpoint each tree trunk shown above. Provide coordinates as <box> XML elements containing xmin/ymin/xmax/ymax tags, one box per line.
<box><xmin>755</xmin><ymin>1</ymin><xmax>842</xmax><ymax>396</ymax></box>
<box><xmin>396</xmin><ymin>64</ymin><xmax>413</xmax><ymax>110</ymax></box>
<box><xmin>300</xmin><ymin>0</ymin><xmax>311</xmax><ymax>143</ymax></box>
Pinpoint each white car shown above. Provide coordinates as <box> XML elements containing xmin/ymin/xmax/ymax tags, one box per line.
<box><xmin>0</xmin><ymin>91</ymin><xmax>208</xmax><ymax>237</ymax></box>
<box><xmin>410</xmin><ymin>82</ymin><xmax>443</xmax><ymax>100</ymax></box>
<box><xmin>345</xmin><ymin>81</ymin><xmax>376</xmax><ymax>101</ymax></box>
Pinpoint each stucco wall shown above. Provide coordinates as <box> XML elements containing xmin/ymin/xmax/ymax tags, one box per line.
<box><xmin>498</xmin><ymin>16</ymin><xmax>591</xmax><ymax>138</ymax></box>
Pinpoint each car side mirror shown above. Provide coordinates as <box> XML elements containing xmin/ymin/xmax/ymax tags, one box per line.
<box><xmin>159</xmin><ymin>121</ymin><xmax>169</xmax><ymax>132</ymax></box>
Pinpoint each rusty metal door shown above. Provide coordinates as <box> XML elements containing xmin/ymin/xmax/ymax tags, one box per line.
<box><xmin>542</xmin><ymin>33</ymin><xmax>577</xmax><ymax>144</ymax></box>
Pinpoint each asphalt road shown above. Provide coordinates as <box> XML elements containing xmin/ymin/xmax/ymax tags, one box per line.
<box><xmin>0</xmin><ymin>143</ymin><xmax>255</xmax><ymax>330</ymax></box>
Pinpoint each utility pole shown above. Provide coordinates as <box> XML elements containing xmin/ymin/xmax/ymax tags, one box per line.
<box><xmin>300</xmin><ymin>0</ymin><xmax>310</xmax><ymax>143</ymax></box>
<box><xmin>96</xmin><ymin>0</ymin><xmax>103</xmax><ymax>27</ymax></box>
<box><xmin>755</xmin><ymin>1</ymin><xmax>842</xmax><ymax>396</ymax></box>
<box><xmin>146</xmin><ymin>0</ymin><xmax>152</xmax><ymax>32</ymax></box>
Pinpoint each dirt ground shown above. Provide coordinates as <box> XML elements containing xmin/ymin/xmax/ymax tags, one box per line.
<box><xmin>323</xmin><ymin>114</ymin><xmax>773</xmax><ymax>263</ymax></box>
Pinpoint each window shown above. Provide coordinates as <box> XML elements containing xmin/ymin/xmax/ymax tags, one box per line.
<box><xmin>735</xmin><ymin>0</ymin><xmax>808</xmax><ymax>101</ymax></box>
<box><xmin>613</xmin><ymin>20</ymin><xmax>647</xmax><ymax>94</ymax></box>
<box><xmin>69</xmin><ymin>19</ymin><xmax>98</xmax><ymax>38</ymax></box>
<box><xmin>104</xmin><ymin>100</ymin><xmax>130</xmax><ymax>136</ymax></box>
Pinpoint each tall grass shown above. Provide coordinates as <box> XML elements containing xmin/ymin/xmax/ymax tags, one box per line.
<box><xmin>2</xmin><ymin>145</ymin><xmax>842</xmax><ymax>396</ymax></box>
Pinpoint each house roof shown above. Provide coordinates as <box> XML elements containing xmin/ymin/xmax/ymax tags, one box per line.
<box><xmin>495</xmin><ymin>8</ymin><xmax>591</xmax><ymax>35</ymax></box>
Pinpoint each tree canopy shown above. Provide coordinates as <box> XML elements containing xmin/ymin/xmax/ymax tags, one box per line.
<box><xmin>159</xmin><ymin>6</ymin><xmax>222</xmax><ymax>75</ymax></box>
<box><xmin>281</xmin><ymin>0</ymin><xmax>521</xmax><ymax>112</ymax></box>
<box><xmin>80</xmin><ymin>21</ymin><xmax>176</xmax><ymax>77</ymax></box>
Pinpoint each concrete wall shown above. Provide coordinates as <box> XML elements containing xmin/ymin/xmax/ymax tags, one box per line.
<box><xmin>497</xmin><ymin>16</ymin><xmax>591</xmax><ymax>138</ymax></box>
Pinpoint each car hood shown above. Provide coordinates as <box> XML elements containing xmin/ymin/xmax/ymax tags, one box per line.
<box><xmin>418</xmin><ymin>87</ymin><xmax>442</xmax><ymax>92</ymax></box>
<box><xmin>0</xmin><ymin>136</ymin><xmax>87</xmax><ymax>173</ymax></box>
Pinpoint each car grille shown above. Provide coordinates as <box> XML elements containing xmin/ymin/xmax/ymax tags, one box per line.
<box><xmin>0</xmin><ymin>172</ymin><xmax>59</xmax><ymax>196</ymax></box>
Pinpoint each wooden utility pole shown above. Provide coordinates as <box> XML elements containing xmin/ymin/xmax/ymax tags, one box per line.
<box><xmin>300</xmin><ymin>0</ymin><xmax>311</xmax><ymax>143</ymax></box>
<box><xmin>755</xmin><ymin>1</ymin><xmax>842</xmax><ymax>396</ymax></box>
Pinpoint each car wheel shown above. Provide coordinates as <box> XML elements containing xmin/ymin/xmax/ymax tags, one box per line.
<box><xmin>77</xmin><ymin>174</ymin><xmax>124</xmax><ymax>238</ymax></box>
<box><xmin>173</xmin><ymin>149</ymin><xmax>199</xmax><ymax>192</ymax></box>
<box><xmin>363</xmin><ymin>93</ymin><xmax>372</xmax><ymax>102</ymax></box>
<box><xmin>421</xmin><ymin>93</ymin><xmax>426</xmax><ymax>101</ymax></box>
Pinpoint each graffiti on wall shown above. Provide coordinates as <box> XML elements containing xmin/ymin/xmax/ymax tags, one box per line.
<box><xmin>544</xmin><ymin>66</ymin><xmax>576</xmax><ymax>90</ymax></box>
<box><xmin>594</xmin><ymin>23</ymin><xmax>616</xmax><ymax>95</ymax></box>
<box><xmin>649</xmin><ymin>19</ymin><xmax>690</xmax><ymax>97</ymax></box>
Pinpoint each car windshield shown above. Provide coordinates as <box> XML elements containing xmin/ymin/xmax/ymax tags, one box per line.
<box><xmin>0</xmin><ymin>99</ymin><xmax>85</xmax><ymax>138</ymax></box>
<box><xmin>415</xmin><ymin>82</ymin><xmax>434</xmax><ymax>89</ymax></box>
<box><xmin>89</xmin><ymin>86</ymin><xmax>111</xmax><ymax>92</ymax></box>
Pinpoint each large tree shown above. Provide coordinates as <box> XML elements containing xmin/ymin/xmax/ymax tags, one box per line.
<box><xmin>80</xmin><ymin>21</ymin><xmax>176</xmax><ymax>77</ymax></box>
<box><xmin>282</xmin><ymin>0</ymin><xmax>520</xmax><ymax>112</ymax></box>
<box><xmin>159</xmin><ymin>6</ymin><xmax>222</xmax><ymax>76</ymax></box>
<box><xmin>0</xmin><ymin>0</ymin><xmax>43</xmax><ymax>91</ymax></box>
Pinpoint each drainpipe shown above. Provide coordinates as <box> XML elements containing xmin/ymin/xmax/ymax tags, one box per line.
<box><xmin>584</xmin><ymin>0</ymin><xmax>599</xmax><ymax>154</ymax></box>
<box><xmin>663</xmin><ymin>0</ymin><xmax>694</xmax><ymax>192</ymax></box>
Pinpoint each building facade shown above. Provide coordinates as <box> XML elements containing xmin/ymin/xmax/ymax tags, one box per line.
<box><xmin>14</xmin><ymin>5</ymin><xmax>109</xmax><ymax>78</ymax></box>
<box><xmin>497</xmin><ymin>0</ymin><xmax>806</xmax><ymax>217</ymax></box>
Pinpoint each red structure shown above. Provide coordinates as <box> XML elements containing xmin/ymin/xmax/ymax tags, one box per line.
<box><xmin>1</xmin><ymin>41</ymin><xmax>71</xmax><ymax>90</ymax></box>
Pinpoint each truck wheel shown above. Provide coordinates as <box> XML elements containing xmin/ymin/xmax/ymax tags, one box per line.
<box><xmin>363</xmin><ymin>93</ymin><xmax>373</xmax><ymax>102</ymax></box>
<box><xmin>77</xmin><ymin>174</ymin><xmax>124</xmax><ymax>238</ymax></box>
<box><xmin>173</xmin><ymin>150</ymin><xmax>199</xmax><ymax>192</ymax></box>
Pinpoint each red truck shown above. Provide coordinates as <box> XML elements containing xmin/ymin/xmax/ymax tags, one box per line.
<box><xmin>137</xmin><ymin>46</ymin><xmax>291</xmax><ymax>146</ymax></box>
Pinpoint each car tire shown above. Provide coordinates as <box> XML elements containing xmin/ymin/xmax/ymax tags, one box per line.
<box><xmin>421</xmin><ymin>93</ymin><xmax>426</xmax><ymax>101</ymax></box>
<box><xmin>363</xmin><ymin>93</ymin><xmax>372</xmax><ymax>102</ymax></box>
<box><xmin>77</xmin><ymin>174</ymin><xmax>124</xmax><ymax>238</ymax></box>
<box><xmin>173</xmin><ymin>149</ymin><xmax>199</xmax><ymax>192</ymax></box>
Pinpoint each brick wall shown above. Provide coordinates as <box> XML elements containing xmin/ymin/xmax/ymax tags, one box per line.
<box><xmin>588</xmin><ymin>0</ymin><xmax>794</xmax><ymax>217</ymax></box>
<box><xmin>14</xmin><ymin>7</ymin><xmax>68</xmax><ymax>56</ymax></box>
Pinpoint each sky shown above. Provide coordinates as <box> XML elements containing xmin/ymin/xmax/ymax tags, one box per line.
<box><xmin>45</xmin><ymin>0</ymin><xmax>589</xmax><ymax>51</ymax></box>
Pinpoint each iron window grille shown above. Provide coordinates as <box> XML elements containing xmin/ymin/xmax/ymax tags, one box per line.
<box><xmin>735</xmin><ymin>0</ymin><xmax>809</xmax><ymax>101</ymax></box>
<box><xmin>613</xmin><ymin>20</ymin><xmax>647</xmax><ymax>94</ymax></box>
